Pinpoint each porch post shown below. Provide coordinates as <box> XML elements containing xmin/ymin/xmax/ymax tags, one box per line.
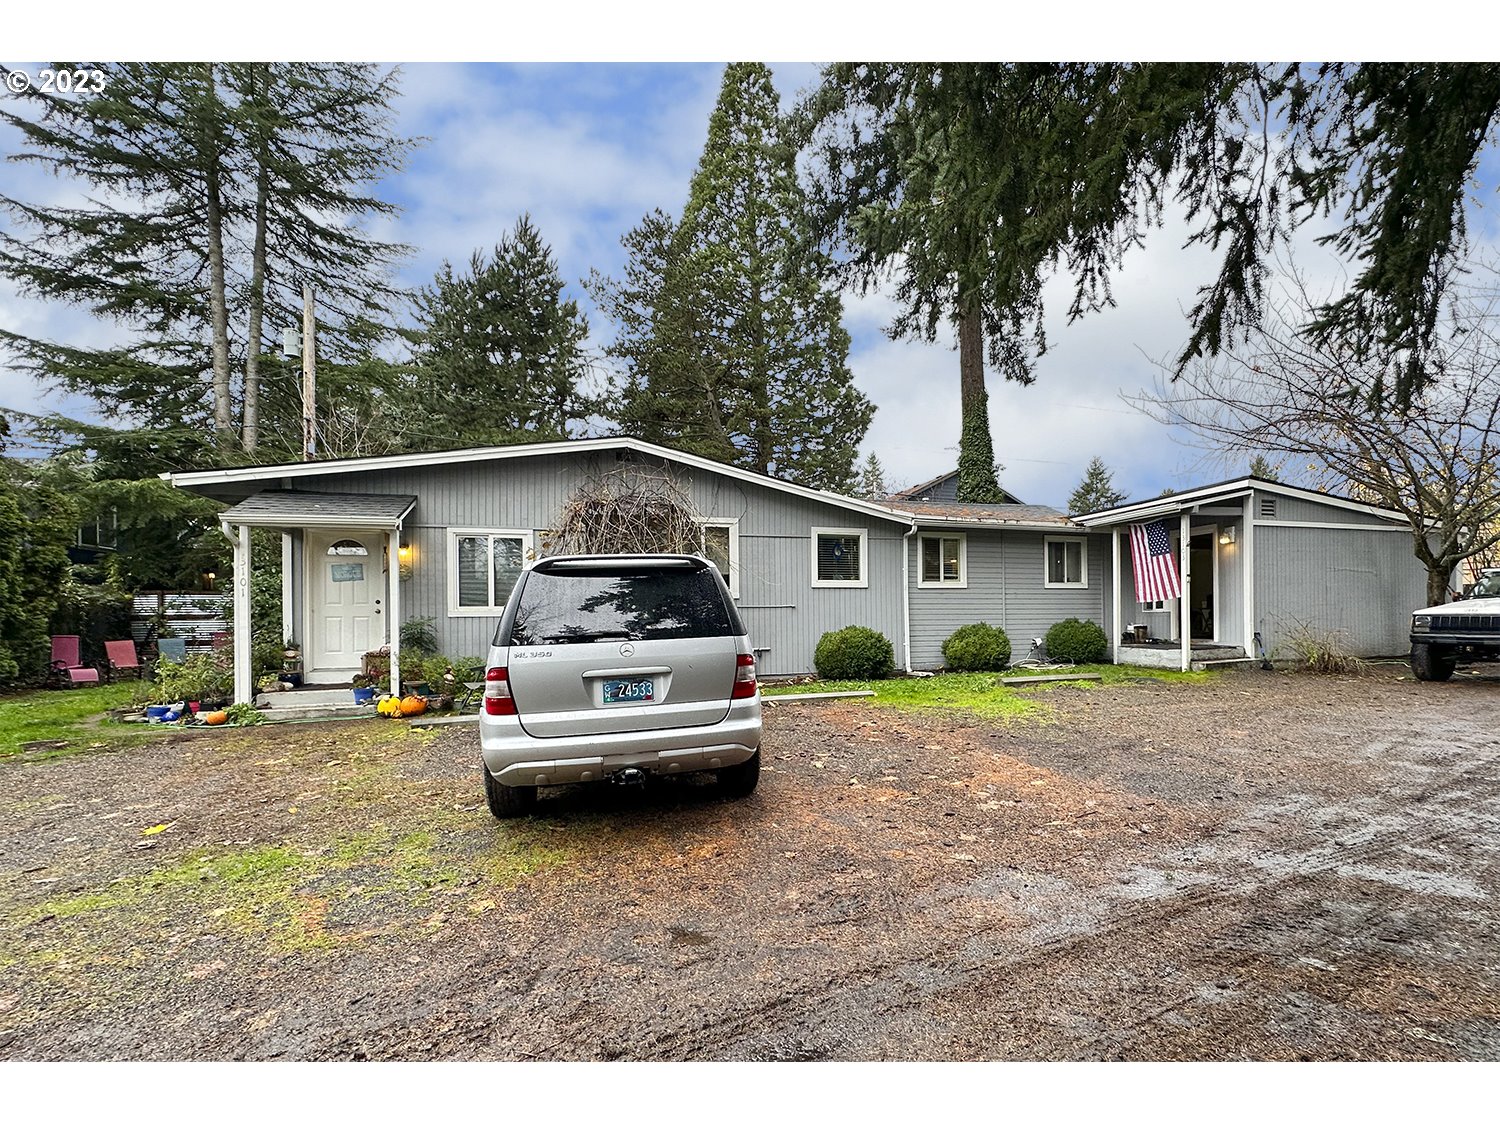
<box><xmin>1179</xmin><ymin>511</ymin><xmax>1191</xmax><ymax>672</ymax></box>
<box><xmin>280</xmin><ymin>531</ymin><xmax>293</xmax><ymax>645</ymax></box>
<box><xmin>1111</xmin><ymin>527</ymin><xmax>1121</xmax><ymax>665</ymax></box>
<box><xmin>232</xmin><ymin>522</ymin><xmax>253</xmax><ymax>705</ymax></box>
<box><xmin>1242</xmin><ymin>506</ymin><xmax>1255</xmax><ymax>658</ymax></box>
<box><xmin>388</xmin><ymin>527</ymin><xmax>402</xmax><ymax>698</ymax></box>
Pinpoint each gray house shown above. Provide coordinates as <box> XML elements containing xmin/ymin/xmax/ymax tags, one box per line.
<box><xmin>164</xmin><ymin>439</ymin><xmax>1428</xmax><ymax>704</ymax></box>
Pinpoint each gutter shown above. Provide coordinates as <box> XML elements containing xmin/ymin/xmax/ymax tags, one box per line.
<box><xmin>902</xmin><ymin>520</ymin><xmax>918</xmax><ymax>673</ymax></box>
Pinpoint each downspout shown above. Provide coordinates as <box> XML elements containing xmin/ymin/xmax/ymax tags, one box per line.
<box><xmin>902</xmin><ymin>520</ymin><xmax>918</xmax><ymax>673</ymax></box>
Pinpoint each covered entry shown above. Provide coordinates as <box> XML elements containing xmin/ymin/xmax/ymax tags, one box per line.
<box><xmin>215</xmin><ymin>490</ymin><xmax>417</xmax><ymax>703</ymax></box>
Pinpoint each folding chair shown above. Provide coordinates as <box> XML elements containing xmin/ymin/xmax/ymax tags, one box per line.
<box><xmin>156</xmin><ymin>637</ymin><xmax>188</xmax><ymax>664</ymax></box>
<box><xmin>104</xmin><ymin>639</ymin><xmax>144</xmax><ymax>681</ymax></box>
<box><xmin>50</xmin><ymin>635</ymin><xmax>101</xmax><ymax>686</ymax></box>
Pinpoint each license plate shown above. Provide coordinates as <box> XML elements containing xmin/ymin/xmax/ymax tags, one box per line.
<box><xmin>602</xmin><ymin>676</ymin><xmax>654</xmax><ymax>705</ymax></box>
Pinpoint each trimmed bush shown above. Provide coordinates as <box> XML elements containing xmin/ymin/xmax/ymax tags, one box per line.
<box><xmin>814</xmin><ymin>625</ymin><xmax>895</xmax><ymax>680</ymax></box>
<box><xmin>1044</xmin><ymin>617</ymin><xmax>1109</xmax><ymax>664</ymax></box>
<box><xmin>941</xmin><ymin>622</ymin><xmax>1012</xmax><ymax>671</ymax></box>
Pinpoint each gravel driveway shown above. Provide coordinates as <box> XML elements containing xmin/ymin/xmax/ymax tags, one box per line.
<box><xmin>3</xmin><ymin>665</ymin><xmax>1499</xmax><ymax>1060</ymax></box>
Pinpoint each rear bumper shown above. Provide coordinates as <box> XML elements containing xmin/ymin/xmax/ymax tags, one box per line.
<box><xmin>479</xmin><ymin>698</ymin><xmax>762</xmax><ymax>787</ymax></box>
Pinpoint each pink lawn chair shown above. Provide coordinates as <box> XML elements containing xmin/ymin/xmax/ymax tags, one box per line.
<box><xmin>50</xmin><ymin>635</ymin><xmax>100</xmax><ymax>686</ymax></box>
<box><xmin>104</xmin><ymin>639</ymin><xmax>143</xmax><ymax>681</ymax></box>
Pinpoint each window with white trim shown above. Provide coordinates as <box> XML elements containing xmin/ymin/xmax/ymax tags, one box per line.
<box><xmin>918</xmin><ymin>533</ymin><xmax>966</xmax><ymax>588</ymax></box>
<box><xmin>811</xmin><ymin>527</ymin><xmax>868</xmax><ymax>588</ymax></box>
<box><xmin>699</xmin><ymin>520</ymin><xmax>740</xmax><ymax>598</ymax></box>
<box><xmin>448</xmin><ymin>528</ymin><xmax>533</xmax><ymax>615</ymax></box>
<box><xmin>1043</xmin><ymin>536</ymin><xmax>1088</xmax><ymax>588</ymax></box>
<box><xmin>1142</xmin><ymin>599</ymin><xmax>1168</xmax><ymax>612</ymax></box>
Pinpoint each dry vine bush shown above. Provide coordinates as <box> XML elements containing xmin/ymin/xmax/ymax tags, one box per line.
<box><xmin>1281</xmin><ymin>620</ymin><xmax>1368</xmax><ymax>675</ymax></box>
<box><xmin>548</xmin><ymin>468</ymin><xmax>703</xmax><ymax>556</ymax></box>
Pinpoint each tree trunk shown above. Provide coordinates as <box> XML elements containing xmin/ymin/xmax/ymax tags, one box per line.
<box><xmin>955</xmin><ymin>299</ymin><xmax>1004</xmax><ymax>502</ymax></box>
<box><xmin>242</xmin><ymin>68</ymin><xmax>270</xmax><ymax>454</ymax></box>
<box><xmin>1428</xmin><ymin>563</ymin><xmax>1455</xmax><ymax>606</ymax></box>
<box><xmin>202</xmin><ymin>66</ymin><xmax>234</xmax><ymax>441</ymax></box>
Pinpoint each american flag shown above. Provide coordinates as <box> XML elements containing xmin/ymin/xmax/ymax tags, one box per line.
<box><xmin>1130</xmin><ymin>519</ymin><xmax>1182</xmax><ymax>602</ymax></box>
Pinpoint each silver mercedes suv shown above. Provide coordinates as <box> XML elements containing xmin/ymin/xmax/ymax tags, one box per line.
<box><xmin>478</xmin><ymin>554</ymin><xmax>763</xmax><ymax>817</ymax></box>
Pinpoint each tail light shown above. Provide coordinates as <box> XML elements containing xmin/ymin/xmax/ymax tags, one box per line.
<box><xmin>731</xmin><ymin>652</ymin><xmax>757</xmax><ymax>699</ymax></box>
<box><xmin>484</xmin><ymin>665</ymin><xmax>517</xmax><ymax>716</ymax></box>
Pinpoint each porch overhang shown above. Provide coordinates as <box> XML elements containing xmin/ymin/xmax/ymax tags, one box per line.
<box><xmin>217</xmin><ymin>489</ymin><xmax>417</xmax><ymax>530</ymax></box>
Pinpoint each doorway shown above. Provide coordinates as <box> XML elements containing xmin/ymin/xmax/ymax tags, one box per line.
<box><xmin>306</xmin><ymin>531</ymin><xmax>383</xmax><ymax>681</ymax></box>
<box><xmin>1188</xmin><ymin>533</ymin><xmax>1215</xmax><ymax>640</ymax></box>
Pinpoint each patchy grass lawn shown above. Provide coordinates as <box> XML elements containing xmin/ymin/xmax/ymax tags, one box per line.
<box><xmin>0</xmin><ymin>682</ymin><xmax>150</xmax><ymax>760</ymax></box>
<box><xmin>761</xmin><ymin>665</ymin><xmax>1213</xmax><ymax>720</ymax></box>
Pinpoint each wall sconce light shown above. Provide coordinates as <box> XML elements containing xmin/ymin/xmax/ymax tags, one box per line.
<box><xmin>204</xmin><ymin>570</ymin><xmax>217</xmax><ymax>590</ymax></box>
<box><xmin>1219</xmin><ymin>527</ymin><xmax>1237</xmax><ymax>545</ymax></box>
<box><xmin>397</xmin><ymin>544</ymin><xmax>414</xmax><ymax>581</ymax></box>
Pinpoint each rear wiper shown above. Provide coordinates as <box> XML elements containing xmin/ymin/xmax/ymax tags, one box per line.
<box><xmin>542</xmin><ymin>630</ymin><xmax>633</xmax><ymax>644</ymax></box>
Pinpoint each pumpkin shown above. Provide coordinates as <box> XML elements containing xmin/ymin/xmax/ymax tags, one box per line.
<box><xmin>202</xmin><ymin>711</ymin><xmax>229</xmax><ymax>726</ymax></box>
<box><xmin>376</xmin><ymin>695</ymin><xmax>400</xmax><ymax>717</ymax></box>
<box><xmin>398</xmin><ymin>694</ymin><xmax>428</xmax><ymax>717</ymax></box>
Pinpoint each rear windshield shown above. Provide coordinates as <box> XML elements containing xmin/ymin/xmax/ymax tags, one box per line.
<box><xmin>505</xmin><ymin>566</ymin><xmax>740</xmax><ymax>645</ymax></box>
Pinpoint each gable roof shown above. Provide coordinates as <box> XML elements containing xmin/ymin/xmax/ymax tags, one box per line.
<box><xmin>218</xmin><ymin>490</ymin><xmax>418</xmax><ymax>529</ymax></box>
<box><xmin>1070</xmin><ymin>474</ymin><xmax>1411</xmax><ymax>526</ymax></box>
<box><xmin>164</xmin><ymin>436</ymin><xmax>915</xmax><ymax>527</ymax></box>
<box><xmin>887</xmin><ymin>469</ymin><xmax>1023</xmax><ymax>505</ymax></box>
<box><xmin>879</xmin><ymin>499</ymin><xmax>1078</xmax><ymax>531</ymax></box>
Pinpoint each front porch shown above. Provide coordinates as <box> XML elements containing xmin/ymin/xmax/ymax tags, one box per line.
<box><xmin>1117</xmin><ymin>641</ymin><xmax>1257</xmax><ymax>672</ymax></box>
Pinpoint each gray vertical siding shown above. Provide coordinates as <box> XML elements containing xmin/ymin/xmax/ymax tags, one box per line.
<box><xmin>291</xmin><ymin>450</ymin><xmax>908</xmax><ymax>675</ymax></box>
<box><xmin>906</xmin><ymin>528</ymin><xmax>1106</xmax><ymax>669</ymax></box>
<box><xmin>1253</xmin><ymin>522</ymin><xmax>1427</xmax><ymax>657</ymax></box>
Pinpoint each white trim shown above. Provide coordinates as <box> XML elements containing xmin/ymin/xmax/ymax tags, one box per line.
<box><xmin>1251</xmin><ymin>519</ymin><xmax>1411</xmax><ymax>532</ymax></box>
<box><xmin>1074</xmin><ymin>476</ymin><xmax>1410</xmax><ymax>526</ymax></box>
<box><xmin>916</xmin><ymin>531</ymin><xmax>968</xmax><ymax>589</ymax></box>
<box><xmin>811</xmin><ymin>526</ymin><xmax>869</xmax><ymax>588</ymax></box>
<box><xmin>1179</xmin><ymin>512</ymin><xmax>1191</xmax><ymax>671</ymax></box>
<box><xmin>162</xmin><ymin>436</ymin><xmax>913</xmax><ymax>527</ymax></box>
<box><xmin>1242</xmin><ymin>513</ymin><xmax>1255</xmax><ymax>659</ymax></box>
<box><xmin>388</xmin><ymin>528</ymin><xmax>401</xmax><ymax>698</ymax></box>
<box><xmin>447</xmin><ymin>527</ymin><xmax>534</xmax><ymax>617</ymax></box>
<box><xmin>698</xmin><ymin>517</ymin><xmax>740</xmax><ymax>599</ymax></box>
<box><xmin>902</xmin><ymin>522</ymin><xmax>917</xmax><ymax>672</ymax></box>
<box><xmin>280</xmin><ymin>531</ymin><xmax>293</xmax><ymax>646</ymax></box>
<box><xmin>304</xmin><ymin>529</ymin><xmax>384</xmax><ymax>680</ymax></box>
<box><xmin>1110</xmin><ymin>528</ymin><xmax>1121</xmax><ymax>665</ymax></box>
<box><xmin>1043</xmin><ymin>535</ymin><xmax>1088</xmax><ymax>589</ymax></box>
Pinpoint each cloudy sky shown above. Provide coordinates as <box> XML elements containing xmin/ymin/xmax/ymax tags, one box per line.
<box><xmin>4</xmin><ymin>15</ymin><xmax>1497</xmax><ymax>510</ymax></box>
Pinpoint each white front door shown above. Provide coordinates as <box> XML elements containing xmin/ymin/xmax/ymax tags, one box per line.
<box><xmin>308</xmin><ymin>531</ymin><xmax>383</xmax><ymax>678</ymax></box>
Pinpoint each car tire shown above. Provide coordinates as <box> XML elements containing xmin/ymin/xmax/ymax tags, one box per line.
<box><xmin>1411</xmin><ymin>643</ymin><xmax>1456</xmax><ymax>682</ymax></box>
<box><xmin>484</xmin><ymin>763</ymin><xmax>537</xmax><ymax>819</ymax></box>
<box><xmin>718</xmin><ymin>749</ymin><xmax>760</xmax><ymax>800</ymax></box>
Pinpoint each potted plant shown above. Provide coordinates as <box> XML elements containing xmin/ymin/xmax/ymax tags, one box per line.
<box><xmin>350</xmin><ymin>673</ymin><xmax>377</xmax><ymax>705</ymax></box>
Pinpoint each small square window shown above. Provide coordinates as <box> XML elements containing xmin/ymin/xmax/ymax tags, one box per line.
<box><xmin>918</xmin><ymin>534</ymin><xmax>966</xmax><ymax>588</ymax></box>
<box><xmin>811</xmin><ymin>527</ymin><xmax>868</xmax><ymax>587</ymax></box>
<box><xmin>1044</xmin><ymin>537</ymin><xmax>1087</xmax><ymax>588</ymax></box>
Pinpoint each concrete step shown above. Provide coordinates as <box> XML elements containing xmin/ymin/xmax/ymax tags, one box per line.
<box><xmin>258</xmin><ymin>687</ymin><xmax>355</xmax><ymax>709</ymax></box>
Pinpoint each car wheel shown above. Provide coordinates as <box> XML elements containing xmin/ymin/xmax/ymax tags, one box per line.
<box><xmin>484</xmin><ymin>763</ymin><xmax>537</xmax><ymax>818</ymax></box>
<box><xmin>1411</xmin><ymin>643</ymin><xmax>1456</xmax><ymax>682</ymax></box>
<box><xmin>718</xmin><ymin>749</ymin><xmax>760</xmax><ymax>799</ymax></box>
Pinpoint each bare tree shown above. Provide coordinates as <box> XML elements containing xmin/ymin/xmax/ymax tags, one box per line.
<box><xmin>1134</xmin><ymin>272</ymin><xmax>1500</xmax><ymax>606</ymax></box>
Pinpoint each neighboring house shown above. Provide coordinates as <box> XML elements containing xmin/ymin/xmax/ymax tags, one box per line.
<box><xmin>887</xmin><ymin>470</ymin><xmax>1023</xmax><ymax>505</ymax></box>
<box><xmin>164</xmin><ymin>442</ymin><xmax>1429</xmax><ymax>704</ymax></box>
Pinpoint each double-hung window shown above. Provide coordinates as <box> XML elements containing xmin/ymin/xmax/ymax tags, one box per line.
<box><xmin>918</xmin><ymin>533</ymin><xmax>966</xmax><ymax>588</ymax></box>
<box><xmin>699</xmin><ymin>520</ymin><xmax>740</xmax><ymax>598</ymax></box>
<box><xmin>811</xmin><ymin>527</ymin><xmax>868</xmax><ymax>588</ymax></box>
<box><xmin>1043</xmin><ymin>536</ymin><xmax>1088</xmax><ymax>588</ymax></box>
<box><xmin>449</xmin><ymin>528</ymin><xmax>533</xmax><ymax>615</ymax></box>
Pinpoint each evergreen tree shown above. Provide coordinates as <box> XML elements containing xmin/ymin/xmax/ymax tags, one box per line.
<box><xmin>409</xmin><ymin>215</ymin><xmax>593</xmax><ymax>447</ymax></box>
<box><xmin>854</xmin><ymin>452</ymin><xmax>888</xmax><ymax>499</ymax></box>
<box><xmin>597</xmin><ymin>63</ymin><xmax>873</xmax><ymax>492</ymax></box>
<box><xmin>1249</xmin><ymin>454</ymin><xmax>1280</xmax><ymax>481</ymax></box>
<box><xmin>0</xmin><ymin>62</ymin><xmax>415</xmax><ymax>454</ymax></box>
<box><xmin>0</xmin><ymin>456</ymin><xmax>78</xmax><ymax>685</ymax></box>
<box><xmin>1068</xmin><ymin>456</ymin><xmax>1128</xmax><ymax>514</ymax></box>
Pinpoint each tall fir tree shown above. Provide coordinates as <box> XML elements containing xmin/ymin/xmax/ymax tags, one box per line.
<box><xmin>409</xmin><ymin>215</ymin><xmax>593</xmax><ymax>448</ymax></box>
<box><xmin>854</xmin><ymin>452</ymin><xmax>888</xmax><ymax>499</ymax></box>
<box><xmin>1249</xmin><ymin>454</ymin><xmax>1280</xmax><ymax>481</ymax></box>
<box><xmin>0</xmin><ymin>62</ymin><xmax>416</xmax><ymax>457</ymax></box>
<box><xmin>596</xmin><ymin>63</ymin><xmax>873</xmax><ymax>492</ymax></box>
<box><xmin>1068</xmin><ymin>456</ymin><xmax>1128</xmax><ymax>514</ymax></box>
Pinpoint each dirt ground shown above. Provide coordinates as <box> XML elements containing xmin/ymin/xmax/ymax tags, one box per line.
<box><xmin>3</xmin><ymin>664</ymin><xmax>1499</xmax><ymax>1061</ymax></box>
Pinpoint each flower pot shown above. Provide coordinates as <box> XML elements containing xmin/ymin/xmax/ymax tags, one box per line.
<box><xmin>352</xmin><ymin>686</ymin><xmax>377</xmax><ymax>704</ymax></box>
<box><xmin>279</xmin><ymin>673</ymin><xmax>303</xmax><ymax>688</ymax></box>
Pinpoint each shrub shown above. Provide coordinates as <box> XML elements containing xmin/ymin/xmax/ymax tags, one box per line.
<box><xmin>941</xmin><ymin>622</ymin><xmax>1012</xmax><ymax>671</ymax></box>
<box><xmin>1282</xmin><ymin>622</ymin><xmax>1366</xmax><ymax>675</ymax></box>
<box><xmin>814</xmin><ymin>625</ymin><xmax>895</xmax><ymax>680</ymax></box>
<box><xmin>400</xmin><ymin>616</ymin><xmax>440</xmax><ymax>656</ymax></box>
<box><xmin>1044</xmin><ymin>618</ymin><xmax>1109</xmax><ymax>664</ymax></box>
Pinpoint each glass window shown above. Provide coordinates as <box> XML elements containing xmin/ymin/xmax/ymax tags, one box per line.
<box><xmin>919</xmin><ymin>535</ymin><xmax>964</xmax><ymax>586</ymax></box>
<box><xmin>508</xmin><ymin>565</ymin><xmax>736</xmax><ymax>645</ymax></box>
<box><xmin>1044</xmin><ymin>537</ymin><xmax>1087</xmax><ymax>588</ymax></box>
<box><xmin>451</xmin><ymin>530</ymin><xmax>530</xmax><ymax>613</ymax></box>
<box><xmin>326</xmin><ymin>538</ymin><xmax>369</xmax><ymax>556</ymax></box>
<box><xmin>813</xmin><ymin>528</ymin><xmax>866</xmax><ymax>586</ymax></box>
